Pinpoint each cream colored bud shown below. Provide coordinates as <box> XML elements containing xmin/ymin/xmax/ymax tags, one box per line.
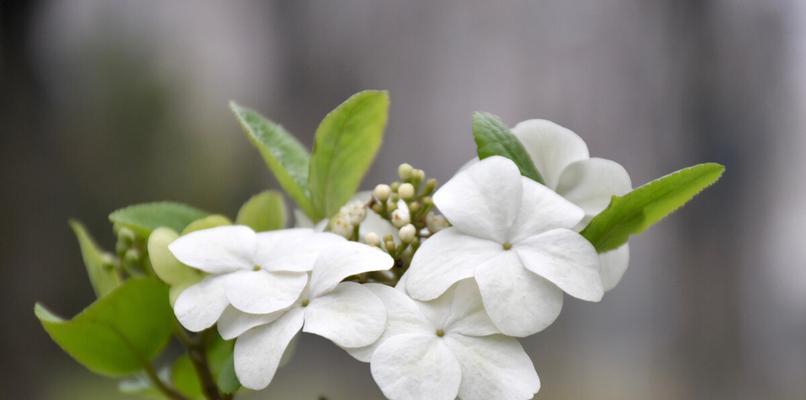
<box><xmin>398</xmin><ymin>183</ymin><xmax>415</xmax><ymax>200</ymax></box>
<box><xmin>412</xmin><ymin>169</ymin><xmax>426</xmax><ymax>182</ymax></box>
<box><xmin>329</xmin><ymin>216</ymin><xmax>353</xmax><ymax>239</ymax></box>
<box><xmin>344</xmin><ymin>201</ymin><xmax>367</xmax><ymax>225</ymax></box>
<box><xmin>373</xmin><ymin>184</ymin><xmax>391</xmax><ymax>201</ymax></box>
<box><xmin>399</xmin><ymin>224</ymin><xmax>416</xmax><ymax>243</ymax></box>
<box><xmin>365</xmin><ymin>232</ymin><xmax>381</xmax><ymax>246</ymax></box>
<box><xmin>398</xmin><ymin>163</ymin><xmax>414</xmax><ymax>180</ymax></box>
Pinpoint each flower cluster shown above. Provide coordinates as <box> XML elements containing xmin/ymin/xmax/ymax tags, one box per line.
<box><xmin>168</xmin><ymin>120</ymin><xmax>631</xmax><ymax>399</ymax></box>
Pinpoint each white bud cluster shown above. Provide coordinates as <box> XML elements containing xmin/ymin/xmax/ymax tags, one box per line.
<box><xmin>391</xmin><ymin>200</ymin><xmax>411</xmax><ymax>228</ymax></box>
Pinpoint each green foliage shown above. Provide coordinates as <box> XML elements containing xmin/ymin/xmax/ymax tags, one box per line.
<box><xmin>230</xmin><ymin>102</ymin><xmax>314</xmax><ymax>217</ymax></box>
<box><xmin>35</xmin><ymin>278</ymin><xmax>173</xmax><ymax>377</ymax></box>
<box><xmin>472</xmin><ymin>112</ymin><xmax>544</xmax><ymax>184</ymax></box>
<box><xmin>181</xmin><ymin>214</ymin><xmax>232</xmax><ymax>235</ymax></box>
<box><xmin>308</xmin><ymin>90</ymin><xmax>390</xmax><ymax>220</ymax></box>
<box><xmin>109</xmin><ymin>202</ymin><xmax>208</xmax><ymax>238</ymax></box>
<box><xmin>581</xmin><ymin>163</ymin><xmax>725</xmax><ymax>253</ymax></box>
<box><xmin>236</xmin><ymin>190</ymin><xmax>287</xmax><ymax>231</ymax></box>
<box><xmin>171</xmin><ymin>334</ymin><xmax>239</xmax><ymax>399</ymax></box>
<box><xmin>69</xmin><ymin>220</ymin><xmax>122</xmax><ymax>297</ymax></box>
<box><xmin>147</xmin><ymin>227</ymin><xmax>201</xmax><ymax>286</ymax></box>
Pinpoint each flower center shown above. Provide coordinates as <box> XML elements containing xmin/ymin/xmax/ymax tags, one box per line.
<box><xmin>502</xmin><ymin>242</ymin><xmax>512</xmax><ymax>250</ymax></box>
<box><xmin>252</xmin><ymin>265</ymin><xmax>261</xmax><ymax>271</ymax></box>
<box><xmin>435</xmin><ymin>329</ymin><xmax>445</xmax><ymax>337</ymax></box>
<box><xmin>301</xmin><ymin>298</ymin><xmax>310</xmax><ymax>307</ymax></box>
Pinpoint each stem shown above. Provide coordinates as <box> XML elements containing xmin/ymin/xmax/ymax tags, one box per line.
<box><xmin>144</xmin><ymin>362</ymin><xmax>188</xmax><ymax>400</ymax></box>
<box><xmin>172</xmin><ymin>320</ymin><xmax>226</xmax><ymax>400</ymax></box>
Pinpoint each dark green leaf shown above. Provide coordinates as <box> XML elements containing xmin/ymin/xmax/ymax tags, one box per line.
<box><xmin>581</xmin><ymin>163</ymin><xmax>725</xmax><ymax>252</ymax></box>
<box><xmin>69</xmin><ymin>220</ymin><xmax>121</xmax><ymax>297</ymax></box>
<box><xmin>472</xmin><ymin>112</ymin><xmax>544</xmax><ymax>184</ymax></box>
<box><xmin>171</xmin><ymin>333</ymin><xmax>238</xmax><ymax>398</ymax></box>
<box><xmin>308</xmin><ymin>90</ymin><xmax>389</xmax><ymax>220</ymax></box>
<box><xmin>35</xmin><ymin>277</ymin><xmax>173</xmax><ymax>377</ymax></box>
<box><xmin>230</xmin><ymin>102</ymin><xmax>314</xmax><ymax>217</ymax></box>
<box><xmin>109</xmin><ymin>202</ymin><xmax>208</xmax><ymax>238</ymax></box>
<box><xmin>235</xmin><ymin>190</ymin><xmax>287</xmax><ymax>231</ymax></box>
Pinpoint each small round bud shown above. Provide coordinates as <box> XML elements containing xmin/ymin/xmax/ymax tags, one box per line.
<box><xmin>384</xmin><ymin>240</ymin><xmax>397</xmax><ymax>252</ymax></box>
<box><xmin>398</xmin><ymin>163</ymin><xmax>414</xmax><ymax>180</ymax></box>
<box><xmin>124</xmin><ymin>248</ymin><xmax>141</xmax><ymax>267</ymax></box>
<box><xmin>390</xmin><ymin>182</ymin><xmax>401</xmax><ymax>192</ymax></box>
<box><xmin>424</xmin><ymin>178</ymin><xmax>437</xmax><ymax>195</ymax></box>
<box><xmin>329</xmin><ymin>216</ymin><xmax>353</xmax><ymax>239</ymax></box>
<box><xmin>343</xmin><ymin>201</ymin><xmax>367</xmax><ymax>225</ymax></box>
<box><xmin>383</xmin><ymin>234</ymin><xmax>394</xmax><ymax>242</ymax></box>
<box><xmin>408</xmin><ymin>201</ymin><xmax>420</xmax><ymax>213</ymax></box>
<box><xmin>391</xmin><ymin>210</ymin><xmax>410</xmax><ymax>228</ymax></box>
<box><xmin>365</xmin><ymin>232</ymin><xmax>381</xmax><ymax>246</ymax></box>
<box><xmin>412</xmin><ymin>169</ymin><xmax>426</xmax><ymax>182</ymax></box>
<box><xmin>399</xmin><ymin>224</ymin><xmax>416</xmax><ymax>243</ymax></box>
<box><xmin>373</xmin><ymin>184</ymin><xmax>391</xmax><ymax>201</ymax></box>
<box><xmin>398</xmin><ymin>183</ymin><xmax>415</xmax><ymax>200</ymax></box>
<box><xmin>115</xmin><ymin>241</ymin><xmax>128</xmax><ymax>256</ymax></box>
<box><xmin>117</xmin><ymin>227</ymin><xmax>136</xmax><ymax>247</ymax></box>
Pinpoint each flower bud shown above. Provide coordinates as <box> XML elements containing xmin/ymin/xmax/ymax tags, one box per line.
<box><xmin>384</xmin><ymin>240</ymin><xmax>397</xmax><ymax>253</ymax></box>
<box><xmin>148</xmin><ymin>227</ymin><xmax>200</xmax><ymax>285</ymax></box>
<box><xmin>399</xmin><ymin>224</ymin><xmax>416</xmax><ymax>243</ymax></box>
<box><xmin>423</xmin><ymin>178</ymin><xmax>437</xmax><ymax>195</ymax></box>
<box><xmin>342</xmin><ymin>201</ymin><xmax>367</xmax><ymax>225</ymax></box>
<box><xmin>329</xmin><ymin>215</ymin><xmax>353</xmax><ymax>239</ymax></box>
<box><xmin>412</xmin><ymin>169</ymin><xmax>426</xmax><ymax>182</ymax></box>
<box><xmin>398</xmin><ymin>183</ymin><xmax>415</xmax><ymax>200</ymax></box>
<box><xmin>365</xmin><ymin>232</ymin><xmax>381</xmax><ymax>246</ymax></box>
<box><xmin>117</xmin><ymin>227</ymin><xmax>136</xmax><ymax>247</ymax></box>
<box><xmin>398</xmin><ymin>163</ymin><xmax>414</xmax><ymax>180</ymax></box>
<box><xmin>426</xmin><ymin>212</ymin><xmax>450</xmax><ymax>233</ymax></box>
<box><xmin>373</xmin><ymin>184</ymin><xmax>391</xmax><ymax>201</ymax></box>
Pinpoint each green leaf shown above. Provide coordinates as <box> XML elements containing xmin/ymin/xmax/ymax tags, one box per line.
<box><xmin>216</xmin><ymin>352</ymin><xmax>240</xmax><ymax>395</ymax></box>
<box><xmin>230</xmin><ymin>102</ymin><xmax>314</xmax><ymax>217</ymax></box>
<box><xmin>181</xmin><ymin>214</ymin><xmax>232</xmax><ymax>235</ymax></box>
<box><xmin>171</xmin><ymin>334</ymin><xmax>238</xmax><ymax>399</ymax></box>
<box><xmin>235</xmin><ymin>190</ymin><xmax>287</xmax><ymax>231</ymax></box>
<box><xmin>308</xmin><ymin>90</ymin><xmax>390</xmax><ymax>220</ymax></box>
<box><xmin>68</xmin><ymin>220</ymin><xmax>122</xmax><ymax>297</ymax></box>
<box><xmin>472</xmin><ymin>112</ymin><xmax>544</xmax><ymax>184</ymax></box>
<box><xmin>581</xmin><ymin>163</ymin><xmax>725</xmax><ymax>253</ymax></box>
<box><xmin>35</xmin><ymin>277</ymin><xmax>173</xmax><ymax>377</ymax></box>
<box><xmin>109</xmin><ymin>202</ymin><xmax>208</xmax><ymax>238</ymax></box>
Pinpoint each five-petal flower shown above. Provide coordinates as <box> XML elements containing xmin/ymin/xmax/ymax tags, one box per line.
<box><xmin>512</xmin><ymin>119</ymin><xmax>632</xmax><ymax>290</ymax></box>
<box><xmin>168</xmin><ymin>225</ymin><xmax>344</xmax><ymax>331</ymax></box>
<box><xmin>406</xmin><ymin>156</ymin><xmax>602</xmax><ymax>337</ymax></box>
<box><xmin>353</xmin><ymin>280</ymin><xmax>540</xmax><ymax>400</ymax></box>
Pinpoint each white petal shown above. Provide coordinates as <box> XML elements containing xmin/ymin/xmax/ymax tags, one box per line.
<box><xmin>414</xmin><ymin>280</ymin><xmax>499</xmax><ymax>337</ymax></box>
<box><xmin>508</xmin><ymin>176</ymin><xmax>585</xmax><ymax>242</ymax></box>
<box><xmin>254</xmin><ymin>229</ymin><xmax>344</xmax><ymax>272</ymax></box>
<box><xmin>406</xmin><ymin>228</ymin><xmax>501</xmax><ymax>301</ymax></box>
<box><xmin>512</xmin><ymin>119</ymin><xmax>589</xmax><ymax>190</ymax></box>
<box><xmin>217</xmin><ymin>306</ymin><xmax>284</xmax><ymax>340</ymax></box>
<box><xmin>303</xmin><ymin>282</ymin><xmax>387</xmax><ymax>348</ymax></box>
<box><xmin>173</xmin><ymin>275</ymin><xmax>230</xmax><ymax>332</ymax></box>
<box><xmin>475</xmin><ymin>251</ymin><xmax>564</xmax><ymax>337</ymax></box>
<box><xmin>600</xmin><ymin>244</ymin><xmax>630</xmax><ymax>291</ymax></box>
<box><xmin>370</xmin><ymin>334</ymin><xmax>461</xmax><ymax>400</ymax></box>
<box><xmin>234</xmin><ymin>307</ymin><xmax>304</xmax><ymax>390</ymax></box>
<box><xmin>346</xmin><ymin>284</ymin><xmax>433</xmax><ymax>362</ymax></box>
<box><xmin>445</xmin><ymin>334</ymin><xmax>540</xmax><ymax>400</ymax></box>
<box><xmin>308</xmin><ymin>241</ymin><xmax>393</xmax><ymax>297</ymax></box>
<box><xmin>433</xmin><ymin>156</ymin><xmax>522</xmax><ymax>243</ymax></box>
<box><xmin>169</xmin><ymin>225</ymin><xmax>256</xmax><ymax>274</ymax></box>
<box><xmin>555</xmin><ymin>158</ymin><xmax>632</xmax><ymax>221</ymax></box>
<box><xmin>516</xmin><ymin>229</ymin><xmax>603</xmax><ymax>301</ymax></box>
<box><xmin>225</xmin><ymin>270</ymin><xmax>308</xmax><ymax>314</ymax></box>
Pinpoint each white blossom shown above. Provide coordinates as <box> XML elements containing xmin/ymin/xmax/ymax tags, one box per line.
<box><xmin>217</xmin><ymin>241</ymin><xmax>394</xmax><ymax>390</ymax></box>
<box><xmin>349</xmin><ymin>280</ymin><xmax>540</xmax><ymax>400</ymax></box>
<box><xmin>406</xmin><ymin>156</ymin><xmax>602</xmax><ymax>337</ymax></box>
<box><xmin>512</xmin><ymin>120</ymin><xmax>632</xmax><ymax>290</ymax></box>
<box><xmin>168</xmin><ymin>225</ymin><xmax>343</xmax><ymax>332</ymax></box>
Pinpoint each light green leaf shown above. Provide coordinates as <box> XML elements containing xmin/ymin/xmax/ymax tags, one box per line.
<box><xmin>236</xmin><ymin>190</ymin><xmax>287</xmax><ymax>231</ymax></box>
<box><xmin>216</xmin><ymin>352</ymin><xmax>240</xmax><ymax>395</ymax></box>
<box><xmin>308</xmin><ymin>90</ymin><xmax>389</xmax><ymax>220</ymax></box>
<box><xmin>581</xmin><ymin>163</ymin><xmax>725</xmax><ymax>252</ymax></box>
<box><xmin>109</xmin><ymin>202</ymin><xmax>208</xmax><ymax>238</ymax></box>
<box><xmin>35</xmin><ymin>277</ymin><xmax>173</xmax><ymax>377</ymax></box>
<box><xmin>147</xmin><ymin>228</ymin><xmax>202</xmax><ymax>286</ymax></box>
<box><xmin>472</xmin><ymin>112</ymin><xmax>544</xmax><ymax>184</ymax></box>
<box><xmin>181</xmin><ymin>214</ymin><xmax>232</xmax><ymax>235</ymax></box>
<box><xmin>68</xmin><ymin>220</ymin><xmax>122</xmax><ymax>297</ymax></box>
<box><xmin>230</xmin><ymin>102</ymin><xmax>314</xmax><ymax>217</ymax></box>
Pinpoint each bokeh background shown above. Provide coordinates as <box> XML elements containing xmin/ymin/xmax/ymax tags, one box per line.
<box><xmin>2</xmin><ymin>0</ymin><xmax>805</xmax><ymax>399</ymax></box>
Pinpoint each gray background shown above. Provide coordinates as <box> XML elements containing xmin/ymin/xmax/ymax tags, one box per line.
<box><xmin>1</xmin><ymin>0</ymin><xmax>805</xmax><ymax>399</ymax></box>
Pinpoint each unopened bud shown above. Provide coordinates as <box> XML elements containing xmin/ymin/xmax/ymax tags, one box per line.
<box><xmin>342</xmin><ymin>201</ymin><xmax>367</xmax><ymax>225</ymax></box>
<box><xmin>329</xmin><ymin>216</ymin><xmax>353</xmax><ymax>239</ymax></box>
<box><xmin>408</xmin><ymin>201</ymin><xmax>420</xmax><ymax>213</ymax></box>
<box><xmin>365</xmin><ymin>232</ymin><xmax>381</xmax><ymax>246</ymax></box>
<box><xmin>390</xmin><ymin>182</ymin><xmax>401</xmax><ymax>192</ymax></box>
<box><xmin>124</xmin><ymin>248</ymin><xmax>141</xmax><ymax>267</ymax></box>
<box><xmin>426</xmin><ymin>212</ymin><xmax>450</xmax><ymax>233</ymax></box>
<box><xmin>373</xmin><ymin>184</ymin><xmax>391</xmax><ymax>201</ymax></box>
<box><xmin>391</xmin><ymin>201</ymin><xmax>411</xmax><ymax>228</ymax></box>
<box><xmin>412</xmin><ymin>169</ymin><xmax>426</xmax><ymax>182</ymax></box>
<box><xmin>398</xmin><ymin>163</ymin><xmax>414</xmax><ymax>180</ymax></box>
<box><xmin>399</xmin><ymin>224</ymin><xmax>416</xmax><ymax>243</ymax></box>
<box><xmin>384</xmin><ymin>240</ymin><xmax>397</xmax><ymax>253</ymax></box>
<box><xmin>117</xmin><ymin>227</ymin><xmax>136</xmax><ymax>247</ymax></box>
<box><xmin>398</xmin><ymin>183</ymin><xmax>415</xmax><ymax>200</ymax></box>
<box><xmin>423</xmin><ymin>178</ymin><xmax>437</xmax><ymax>195</ymax></box>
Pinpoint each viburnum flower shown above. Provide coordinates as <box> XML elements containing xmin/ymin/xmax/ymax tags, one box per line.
<box><xmin>512</xmin><ymin>119</ymin><xmax>632</xmax><ymax>290</ymax></box>
<box><xmin>168</xmin><ymin>225</ymin><xmax>344</xmax><ymax>331</ymax></box>
<box><xmin>350</xmin><ymin>280</ymin><xmax>540</xmax><ymax>400</ymax></box>
<box><xmin>406</xmin><ymin>156</ymin><xmax>602</xmax><ymax>337</ymax></box>
<box><xmin>216</xmin><ymin>241</ymin><xmax>394</xmax><ymax>389</ymax></box>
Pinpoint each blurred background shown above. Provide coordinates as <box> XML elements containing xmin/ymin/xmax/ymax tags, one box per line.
<box><xmin>2</xmin><ymin>0</ymin><xmax>805</xmax><ymax>399</ymax></box>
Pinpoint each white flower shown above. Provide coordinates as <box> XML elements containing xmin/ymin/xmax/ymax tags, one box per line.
<box><xmin>217</xmin><ymin>241</ymin><xmax>394</xmax><ymax>390</ymax></box>
<box><xmin>350</xmin><ymin>280</ymin><xmax>539</xmax><ymax>400</ymax></box>
<box><xmin>512</xmin><ymin>120</ymin><xmax>632</xmax><ymax>290</ymax></box>
<box><xmin>406</xmin><ymin>156</ymin><xmax>602</xmax><ymax>337</ymax></box>
<box><xmin>168</xmin><ymin>225</ymin><xmax>344</xmax><ymax>331</ymax></box>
